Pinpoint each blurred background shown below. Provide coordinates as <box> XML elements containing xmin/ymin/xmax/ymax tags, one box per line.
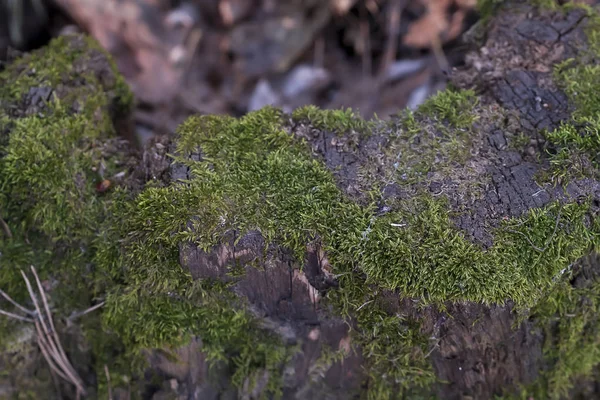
<box><xmin>0</xmin><ymin>0</ymin><xmax>480</xmax><ymax>145</ymax></box>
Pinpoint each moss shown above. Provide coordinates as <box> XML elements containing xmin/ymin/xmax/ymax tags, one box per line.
<box><xmin>170</xmin><ymin>106</ymin><xmax>598</xmax><ymax>396</ymax></box>
<box><xmin>365</xmin><ymin>197</ymin><xmax>598</xmax><ymax>305</ymax></box>
<box><xmin>544</xmin><ymin>5</ymin><xmax>600</xmax><ymax>182</ymax></box>
<box><xmin>0</xmin><ymin>35</ymin><xmax>130</xmax><ymax>302</ymax></box>
<box><xmin>171</xmin><ymin>108</ymin><xmax>437</xmax><ymax>396</ymax></box>
<box><xmin>2</xmin><ymin>28</ymin><xmax>600</xmax><ymax>400</ymax></box>
<box><xmin>0</xmin><ymin>34</ymin><xmax>135</xmax><ymax>396</ymax></box>
<box><xmin>292</xmin><ymin>105</ymin><xmax>373</xmax><ymax>135</ymax></box>
<box><xmin>509</xmin><ymin>132</ymin><xmax>531</xmax><ymax>151</ymax></box>
<box><xmin>416</xmin><ymin>88</ymin><xmax>478</xmax><ymax>129</ymax></box>
<box><xmin>92</xmin><ymin>185</ymin><xmax>295</xmax><ymax>397</ymax></box>
<box><xmin>52</xmin><ymin>98</ymin><xmax>597</xmax><ymax>397</ymax></box>
<box><xmin>508</xmin><ymin>254</ymin><xmax>600</xmax><ymax>399</ymax></box>
<box><xmin>354</xmin><ymin>88</ymin><xmax>483</xmax><ymax>197</ymax></box>
<box><xmin>326</xmin><ymin>273</ymin><xmax>437</xmax><ymax>399</ymax></box>
<box><xmin>0</xmin><ymin>35</ymin><xmax>293</xmax><ymax>399</ymax></box>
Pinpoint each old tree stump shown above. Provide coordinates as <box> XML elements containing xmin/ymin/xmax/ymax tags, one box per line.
<box><xmin>2</xmin><ymin>1</ymin><xmax>600</xmax><ymax>399</ymax></box>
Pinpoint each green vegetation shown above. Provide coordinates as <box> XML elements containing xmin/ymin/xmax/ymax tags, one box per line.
<box><xmin>506</xmin><ymin>255</ymin><xmax>600</xmax><ymax>400</ymax></box>
<box><xmin>502</xmin><ymin>5</ymin><xmax>600</xmax><ymax>396</ymax></box>
<box><xmin>0</xmin><ymin>36</ymin><xmax>295</xmax><ymax>398</ymax></box>
<box><xmin>2</xmin><ymin>11</ymin><xmax>600</xmax><ymax>397</ymax></box>
<box><xmin>172</xmin><ymin>105</ymin><xmax>597</xmax><ymax>396</ymax></box>
<box><xmin>0</xmin><ymin>34</ymin><xmax>135</xmax><ymax>396</ymax></box>
<box><xmin>417</xmin><ymin>88</ymin><xmax>479</xmax><ymax>129</ymax></box>
<box><xmin>175</xmin><ymin>108</ymin><xmax>437</xmax><ymax>397</ymax></box>
<box><xmin>176</xmin><ymin>104</ymin><xmax>545</xmax><ymax>305</ymax></box>
<box><xmin>536</xmin><ymin>279</ymin><xmax>600</xmax><ymax>398</ymax></box>
<box><xmin>292</xmin><ymin>105</ymin><xmax>373</xmax><ymax>134</ymax></box>
<box><xmin>545</xmin><ymin>7</ymin><xmax>600</xmax><ymax>182</ymax></box>
<box><xmin>375</xmin><ymin>89</ymin><xmax>479</xmax><ymax>187</ymax></box>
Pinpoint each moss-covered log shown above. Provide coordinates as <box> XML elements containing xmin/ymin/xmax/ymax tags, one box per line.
<box><xmin>3</xmin><ymin>2</ymin><xmax>600</xmax><ymax>399</ymax></box>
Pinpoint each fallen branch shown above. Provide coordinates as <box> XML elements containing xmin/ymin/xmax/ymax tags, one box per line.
<box><xmin>0</xmin><ymin>266</ymin><xmax>99</xmax><ymax>398</ymax></box>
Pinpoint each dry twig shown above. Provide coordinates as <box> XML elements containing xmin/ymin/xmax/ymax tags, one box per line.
<box><xmin>0</xmin><ymin>215</ymin><xmax>12</xmax><ymax>238</ymax></box>
<box><xmin>0</xmin><ymin>266</ymin><xmax>101</xmax><ymax>398</ymax></box>
<box><xmin>105</xmin><ymin>364</ymin><xmax>113</xmax><ymax>400</ymax></box>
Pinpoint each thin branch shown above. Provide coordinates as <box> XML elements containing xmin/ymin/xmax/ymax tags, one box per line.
<box><xmin>20</xmin><ymin>270</ymin><xmax>56</xmax><ymax>352</ymax></box>
<box><xmin>356</xmin><ymin>299</ymin><xmax>374</xmax><ymax>311</ymax></box>
<box><xmin>0</xmin><ymin>215</ymin><xmax>12</xmax><ymax>238</ymax></box>
<box><xmin>68</xmin><ymin>301</ymin><xmax>105</xmax><ymax>322</ymax></box>
<box><xmin>0</xmin><ymin>308</ymin><xmax>35</xmax><ymax>322</ymax></box>
<box><xmin>0</xmin><ymin>288</ymin><xmax>35</xmax><ymax>315</ymax></box>
<box><xmin>30</xmin><ymin>266</ymin><xmax>86</xmax><ymax>395</ymax></box>
<box><xmin>35</xmin><ymin>321</ymin><xmax>71</xmax><ymax>383</ymax></box>
<box><xmin>32</xmin><ymin>266</ymin><xmax>70</xmax><ymax>361</ymax></box>
<box><xmin>506</xmin><ymin>207</ymin><xmax>563</xmax><ymax>253</ymax></box>
<box><xmin>17</xmin><ymin>268</ymin><xmax>86</xmax><ymax>396</ymax></box>
<box><xmin>377</xmin><ymin>0</ymin><xmax>403</xmax><ymax>79</ymax></box>
<box><xmin>359</xmin><ymin>6</ymin><xmax>371</xmax><ymax>77</ymax></box>
<box><xmin>105</xmin><ymin>364</ymin><xmax>113</xmax><ymax>400</ymax></box>
<box><xmin>0</xmin><ymin>268</ymin><xmax>87</xmax><ymax>396</ymax></box>
<box><xmin>431</xmin><ymin>36</ymin><xmax>449</xmax><ymax>74</ymax></box>
<box><xmin>505</xmin><ymin>228</ymin><xmax>546</xmax><ymax>252</ymax></box>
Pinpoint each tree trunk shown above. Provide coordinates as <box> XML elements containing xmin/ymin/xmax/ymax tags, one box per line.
<box><xmin>1</xmin><ymin>2</ymin><xmax>600</xmax><ymax>400</ymax></box>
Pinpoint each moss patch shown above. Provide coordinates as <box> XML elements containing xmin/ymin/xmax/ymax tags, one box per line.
<box><xmin>3</xmin><ymin>24</ymin><xmax>600</xmax><ymax>400</ymax></box>
<box><xmin>94</xmin><ymin>184</ymin><xmax>295</xmax><ymax>396</ymax></box>
<box><xmin>545</xmin><ymin>6</ymin><xmax>600</xmax><ymax>182</ymax></box>
<box><xmin>170</xmin><ymin>106</ymin><xmax>598</xmax><ymax>396</ymax></box>
<box><xmin>0</xmin><ymin>34</ymin><xmax>134</xmax><ymax>397</ymax></box>
<box><xmin>174</xmin><ymin>108</ymin><xmax>437</xmax><ymax>396</ymax></box>
<box><xmin>417</xmin><ymin>88</ymin><xmax>479</xmax><ymax>129</ymax></box>
<box><xmin>292</xmin><ymin>105</ymin><xmax>373</xmax><ymax>135</ymax></box>
<box><xmin>508</xmin><ymin>254</ymin><xmax>600</xmax><ymax>399</ymax></box>
<box><xmin>348</xmin><ymin>87</ymin><xmax>482</xmax><ymax>200</ymax></box>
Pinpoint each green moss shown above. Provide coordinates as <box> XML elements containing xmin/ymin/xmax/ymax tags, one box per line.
<box><xmin>0</xmin><ymin>35</ymin><xmax>130</xmax><ymax>299</ymax></box>
<box><xmin>292</xmin><ymin>105</ymin><xmax>373</xmax><ymax>135</ymax></box>
<box><xmin>84</xmin><ymin>101</ymin><xmax>597</xmax><ymax>396</ymax></box>
<box><xmin>88</xmin><ymin>184</ymin><xmax>295</xmax><ymax>397</ymax></box>
<box><xmin>476</xmin><ymin>0</ymin><xmax>502</xmax><ymax>22</ymax></box>
<box><xmin>545</xmin><ymin>6</ymin><xmax>600</xmax><ymax>182</ymax></box>
<box><xmin>509</xmin><ymin>254</ymin><xmax>600</xmax><ymax>399</ymax></box>
<box><xmin>544</xmin><ymin>119</ymin><xmax>600</xmax><ymax>181</ymax></box>
<box><xmin>400</xmin><ymin>109</ymin><xmax>421</xmax><ymax>135</ymax></box>
<box><xmin>359</xmin><ymin>89</ymin><xmax>481</xmax><ymax>191</ymax></box>
<box><xmin>169</xmin><ymin>106</ymin><xmax>598</xmax><ymax>396</ymax></box>
<box><xmin>509</xmin><ymin>132</ymin><xmax>531</xmax><ymax>151</ymax></box>
<box><xmin>171</xmin><ymin>108</ymin><xmax>436</xmax><ymax>396</ymax></box>
<box><xmin>385</xmin><ymin>89</ymin><xmax>478</xmax><ymax>185</ymax></box>
<box><xmin>477</xmin><ymin>0</ymin><xmax>573</xmax><ymax>24</ymax></box>
<box><xmin>2</xmin><ymin>28</ymin><xmax>600</xmax><ymax>400</ymax></box>
<box><xmin>0</xmin><ymin>34</ymin><xmax>135</xmax><ymax>396</ymax></box>
<box><xmin>416</xmin><ymin>88</ymin><xmax>478</xmax><ymax>129</ymax></box>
